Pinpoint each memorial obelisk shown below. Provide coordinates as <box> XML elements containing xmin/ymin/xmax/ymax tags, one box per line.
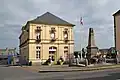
<box><xmin>86</xmin><ymin>28</ymin><xmax>98</xmax><ymax>64</ymax></box>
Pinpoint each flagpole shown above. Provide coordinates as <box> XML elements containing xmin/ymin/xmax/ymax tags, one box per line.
<box><xmin>80</xmin><ymin>26</ymin><xmax>83</xmax><ymax>61</ymax></box>
<box><xmin>80</xmin><ymin>17</ymin><xmax>83</xmax><ymax>61</ymax></box>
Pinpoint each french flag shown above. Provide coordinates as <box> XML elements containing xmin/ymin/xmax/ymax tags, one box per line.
<box><xmin>80</xmin><ymin>17</ymin><xmax>83</xmax><ymax>25</ymax></box>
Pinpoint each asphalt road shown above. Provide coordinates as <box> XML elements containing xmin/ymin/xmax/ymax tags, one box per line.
<box><xmin>0</xmin><ymin>66</ymin><xmax>120</xmax><ymax>80</ymax></box>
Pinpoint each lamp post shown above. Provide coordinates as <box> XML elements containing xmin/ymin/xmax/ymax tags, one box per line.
<box><xmin>68</xmin><ymin>41</ymin><xmax>71</xmax><ymax>67</ymax></box>
<box><xmin>84</xmin><ymin>48</ymin><xmax>88</xmax><ymax>66</ymax></box>
<box><xmin>115</xmin><ymin>50</ymin><xmax>119</xmax><ymax>64</ymax></box>
<box><xmin>84</xmin><ymin>48</ymin><xmax>87</xmax><ymax>58</ymax></box>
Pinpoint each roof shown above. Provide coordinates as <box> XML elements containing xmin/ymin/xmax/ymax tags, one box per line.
<box><xmin>99</xmin><ymin>47</ymin><xmax>115</xmax><ymax>53</ymax></box>
<box><xmin>28</xmin><ymin>12</ymin><xmax>75</xmax><ymax>26</ymax></box>
<box><xmin>99</xmin><ymin>49</ymin><xmax>109</xmax><ymax>52</ymax></box>
<box><xmin>113</xmin><ymin>10</ymin><xmax>120</xmax><ymax>16</ymax></box>
<box><xmin>109</xmin><ymin>47</ymin><xmax>115</xmax><ymax>50</ymax></box>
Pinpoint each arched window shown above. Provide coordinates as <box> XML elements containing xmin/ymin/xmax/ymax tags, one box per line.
<box><xmin>63</xmin><ymin>28</ymin><xmax>68</xmax><ymax>42</ymax></box>
<box><xmin>50</xmin><ymin>27</ymin><xmax>56</xmax><ymax>41</ymax></box>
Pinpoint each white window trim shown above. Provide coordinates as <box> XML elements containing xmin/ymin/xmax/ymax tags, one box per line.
<box><xmin>36</xmin><ymin>51</ymin><xmax>40</xmax><ymax>59</ymax></box>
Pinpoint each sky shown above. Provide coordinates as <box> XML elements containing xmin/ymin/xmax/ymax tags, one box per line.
<box><xmin>0</xmin><ymin>0</ymin><xmax>120</xmax><ymax>51</ymax></box>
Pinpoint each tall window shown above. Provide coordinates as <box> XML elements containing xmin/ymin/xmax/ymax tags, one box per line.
<box><xmin>63</xmin><ymin>28</ymin><xmax>68</xmax><ymax>41</ymax></box>
<box><xmin>35</xmin><ymin>26</ymin><xmax>42</xmax><ymax>41</ymax></box>
<box><xmin>36</xmin><ymin>51</ymin><xmax>40</xmax><ymax>59</ymax></box>
<box><xmin>36</xmin><ymin>46</ymin><xmax>40</xmax><ymax>59</ymax></box>
<box><xmin>64</xmin><ymin>46</ymin><xmax>69</xmax><ymax>62</ymax></box>
<box><xmin>36</xmin><ymin>33</ymin><xmax>40</xmax><ymax>39</ymax></box>
<box><xmin>50</xmin><ymin>27</ymin><xmax>56</xmax><ymax>41</ymax></box>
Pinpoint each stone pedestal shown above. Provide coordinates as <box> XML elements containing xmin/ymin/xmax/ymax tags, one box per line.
<box><xmin>87</xmin><ymin>47</ymin><xmax>98</xmax><ymax>58</ymax></box>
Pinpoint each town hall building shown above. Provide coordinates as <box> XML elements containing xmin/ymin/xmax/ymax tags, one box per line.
<box><xmin>19</xmin><ymin>12</ymin><xmax>75</xmax><ymax>65</ymax></box>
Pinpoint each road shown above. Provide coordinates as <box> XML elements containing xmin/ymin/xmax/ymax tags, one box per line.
<box><xmin>0</xmin><ymin>66</ymin><xmax>120</xmax><ymax>80</ymax></box>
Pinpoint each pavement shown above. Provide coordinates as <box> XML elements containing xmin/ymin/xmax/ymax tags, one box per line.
<box><xmin>18</xmin><ymin>64</ymin><xmax>120</xmax><ymax>73</ymax></box>
<box><xmin>0</xmin><ymin>65</ymin><xmax>120</xmax><ymax>80</ymax></box>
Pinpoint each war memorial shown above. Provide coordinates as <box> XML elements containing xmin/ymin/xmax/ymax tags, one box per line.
<box><xmin>70</xmin><ymin>28</ymin><xmax>120</xmax><ymax>67</ymax></box>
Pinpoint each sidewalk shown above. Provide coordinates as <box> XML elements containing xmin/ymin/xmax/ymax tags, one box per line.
<box><xmin>20</xmin><ymin>64</ymin><xmax>120</xmax><ymax>72</ymax></box>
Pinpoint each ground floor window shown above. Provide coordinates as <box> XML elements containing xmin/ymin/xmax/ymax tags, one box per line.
<box><xmin>36</xmin><ymin>51</ymin><xmax>40</xmax><ymax>59</ymax></box>
<box><xmin>64</xmin><ymin>46</ymin><xmax>69</xmax><ymax>61</ymax></box>
<box><xmin>49</xmin><ymin>46</ymin><xmax>57</xmax><ymax>61</ymax></box>
<box><xmin>64</xmin><ymin>51</ymin><xmax>69</xmax><ymax>61</ymax></box>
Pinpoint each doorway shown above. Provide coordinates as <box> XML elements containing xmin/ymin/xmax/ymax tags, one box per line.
<box><xmin>49</xmin><ymin>46</ymin><xmax>57</xmax><ymax>62</ymax></box>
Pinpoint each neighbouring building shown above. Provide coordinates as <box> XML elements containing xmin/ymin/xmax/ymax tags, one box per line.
<box><xmin>0</xmin><ymin>48</ymin><xmax>17</xmax><ymax>65</ymax></box>
<box><xmin>113</xmin><ymin>10</ymin><xmax>120</xmax><ymax>63</ymax></box>
<box><xmin>0</xmin><ymin>48</ymin><xmax>16</xmax><ymax>56</ymax></box>
<box><xmin>99</xmin><ymin>47</ymin><xmax>116</xmax><ymax>58</ymax></box>
<box><xmin>99</xmin><ymin>49</ymin><xmax>109</xmax><ymax>55</ymax></box>
<box><xmin>113</xmin><ymin>10</ymin><xmax>120</xmax><ymax>53</ymax></box>
<box><xmin>19</xmin><ymin>12</ymin><xmax>75</xmax><ymax>65</ymax></box>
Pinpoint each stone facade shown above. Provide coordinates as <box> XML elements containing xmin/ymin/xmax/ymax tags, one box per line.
<box><xmin>19</xmin><ymin>12</ymin><xmax>75</xmax><ymax>65</ymax></box>
<box><xmin>86</xmin><ymin>28</ymin><xmax>98</xmax><ymax>58</ymax></box>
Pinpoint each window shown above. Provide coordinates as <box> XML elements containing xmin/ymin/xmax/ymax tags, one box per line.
<box><xmin>64</xmin><ymin>46</ymin><xmax>68</xmax><ymax>49</ymax></box>
<box><xmin>63</xmin><ymin>29</ymin><xmax>68</xmax><ymax>41</ymax></box>
<box><xmin>37</xmin><ymin>26</ymin><xmax>41</xmax><ymax>29</ymax></box>
<box><xmin>64</xmin><ymin>28</ymin><xmax>68</xmax><ymax>31</ymax></box>
<box><xmin>50</xmin><ymin>27</ymin><xmax>56</xmax><ymax>40</ymax></box>
<box><xmin>36</xmin><ymin>51</ymin><xmax>40</xmax><ymax>59</ymax></box>
<box><xmin>64</xmin><ymin>51</ymin><xmax>69</xmax><ymax>62</ymax></box>
<box><xmin>36</xmin><ymin>46</ymin><xmax>40</xmax><ymax>49</ymax></box>
<box><xmin>36</xmin><ymin>33</ymin><xmax>40</xmax><ymax>39</ymax></box>
<box><xmin>36</xmin><ymin>46</ymin><xmax>41</xmax><ymax>59</ymax></box>
<box><xmin>64</xmin><ymin>46</ymin><xmax>68</xmax><ymax>52</ymax></box>
<box><xmin>50</xmin><ymin>33</ymin><xmax>55</xmax><ymax>39</ymax></box>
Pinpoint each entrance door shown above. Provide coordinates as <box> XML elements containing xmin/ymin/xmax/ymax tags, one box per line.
<box><xmin>49</xmin><ymin>51</ymin><xmax>55</xmax><ymax>61</ymax></box>
<box><xmin>49</xmin><ymin>46</ymin><xmax>57</xmax><ymax>62</ymax></box>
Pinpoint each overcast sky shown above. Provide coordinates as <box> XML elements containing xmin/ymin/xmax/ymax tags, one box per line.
<box><xmin>0</xmin><ymin>0</ymin><xmax>120</xmax><ymax>51</ymax></box>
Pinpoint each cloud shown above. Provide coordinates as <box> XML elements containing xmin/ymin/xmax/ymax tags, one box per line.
<box><xmin>0</xmin><ymin>0</ymin><xmax>120</xmax><ymax>51</ymax></box>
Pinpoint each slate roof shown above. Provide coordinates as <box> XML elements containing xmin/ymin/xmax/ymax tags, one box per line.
<box><xmin>113</xmin><ymin>10</ymin><xmax>120</xmax><ymax>16</ymax></box>
<box><xmin>99</xmin><ymin>47</ymin><xmax>115</xmax><ymax>54</ymax></box>
<box><xmin>28</xmin><ymin>12</ymin><xmax>75</xmax><ymax>26</ymax></box>
<box><xmin>99</xmin><ymin>49</ymin><xmax>109</xmax><ymax>52</ymax></box>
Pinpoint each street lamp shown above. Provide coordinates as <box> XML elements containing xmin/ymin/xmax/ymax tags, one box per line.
<box><xmin>68</xmin><ymin>40</ymin><xmax>71</xmax><ymax>67</ymax></box>
<box><xmin>84</xmin><ymin>48</ymin><xmax>88</xmax><ymax>66</ymax></box>
<box><xmin>115</xmin><ymin>50</ymin><xmax>119</xmax><ymax>64</ymax></box>
<box><xmin>84</xmin><ymin>49</ymin><xmax>87</xmax><ymax>58</ymax></box>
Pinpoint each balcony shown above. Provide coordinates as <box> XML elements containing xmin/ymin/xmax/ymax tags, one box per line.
<box><xmin>64</xmin><ymin>38</ymin><xmax>69</xmax><ymax>42</ymax></box>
